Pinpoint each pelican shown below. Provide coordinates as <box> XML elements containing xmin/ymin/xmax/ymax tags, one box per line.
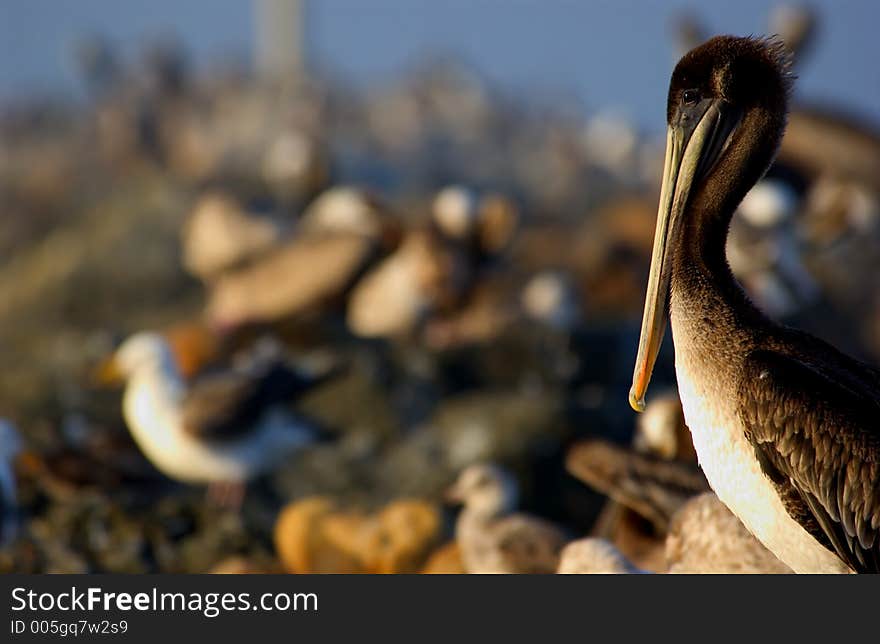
<box><xmin>629</xmin><ymin>36</ymin><xmax>880</xmax><ymax>573</ymax></box>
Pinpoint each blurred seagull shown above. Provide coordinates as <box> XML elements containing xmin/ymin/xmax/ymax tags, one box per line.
<box><xmin>98</xmin><ymin>332</ymin><xmax>327</xmax><ymax>504</ymax></box>
<box><xmin>446</xmin><ymin>463</ymin><xmax>567</xmax><ymax>574</ymax></box>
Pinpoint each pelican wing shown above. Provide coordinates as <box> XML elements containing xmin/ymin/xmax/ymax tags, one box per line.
<box><xmin>738</xmin><ymin>349</ymin><xmax>880</xmax><ymax>573</ymax></box>
<box><xmin>181</xmin><ymin>362</ymin><xmax>315</xmax><ymax>441</ymax></box>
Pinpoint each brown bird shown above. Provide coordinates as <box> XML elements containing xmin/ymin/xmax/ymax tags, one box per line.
<box><xmin>206</xmin><ymin>187</ymin><xmax>397</xmax><ymax>329</ymax></box>
<box><xmin>566</xmin><ymin>436</ymin><xmax>707</xmax><ymax>571</ymax></box>
<box><xmin>566</xmin><ymin>438</ymin><xmax>707</xmax><ymax>536</ymax></box>
<box><xmin>629</xmin><ymin>35</ymin><xmax>880</xmax><ymax>573</ymax></box>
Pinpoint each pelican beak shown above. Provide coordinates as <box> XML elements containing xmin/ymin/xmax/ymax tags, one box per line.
<box><xmin>93</xmin><ymin>355</ymin><xmax>123</xmax><ymax>385</ymax></box>
<box><xmin>629</xmin><ymin>98</ymin><xmax>739</xmax><ymax>412</ymax></box>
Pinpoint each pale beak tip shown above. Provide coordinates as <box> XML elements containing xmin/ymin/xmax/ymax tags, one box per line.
<box><xmin>628</xmin><ymin>386</ymin><xmax>646</xmax><ymax>413</ymax></box>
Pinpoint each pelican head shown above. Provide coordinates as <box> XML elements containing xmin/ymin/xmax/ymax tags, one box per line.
<box><xmin>629</xmin><ymin>36</ymin><xmax>793</xmax><ymax>412</ymax></box>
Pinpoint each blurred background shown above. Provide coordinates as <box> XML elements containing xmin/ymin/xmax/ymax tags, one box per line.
<box><xmin>0</xmin><ymin>1</ymin><xmax>878</xmax><ymax>573</ymax></box>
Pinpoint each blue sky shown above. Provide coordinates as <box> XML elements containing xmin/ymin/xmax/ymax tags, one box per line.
<box><xmin>1</xmin><ymin>1</ymin><xmax>878</xmax><ymax>131</ymax></box>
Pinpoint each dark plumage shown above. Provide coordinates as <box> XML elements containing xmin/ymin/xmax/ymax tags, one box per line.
<box><xmin>740</xmin><ymin>350</ymin><xmax>880</xmax><ymax>572</ymax></box>
<box><xmin>181</xmin><ymin>361</ymin><xmax>328</xmax><ymax>441</ymax></box>
<box><xmin>629</xmin><ymin>35</ymin><xmax>880</xmax><ymax>573</ymax></box>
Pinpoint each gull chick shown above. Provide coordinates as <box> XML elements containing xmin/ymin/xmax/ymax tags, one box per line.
<box><xmin>447</xmin><ymin>463</ymin><xmax>566</xmax><ymax>574</ymax></box>
<box><xmin>100</xmin><ymin>333</ymin><xmax>320</xmax><ymax>497</ymax></box>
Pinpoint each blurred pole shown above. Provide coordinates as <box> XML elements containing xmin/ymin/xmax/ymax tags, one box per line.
<box><xmin>254</xmin><ymin>0</ymin><xmax>306</xmax><ymax>80</ymax></box>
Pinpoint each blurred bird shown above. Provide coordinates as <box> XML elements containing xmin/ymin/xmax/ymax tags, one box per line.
<box><xmin>182</xmin><ymin>191</ymin><xmax>286</xmax><ymax>283</ymax></box>
<box><xmin>299</xmin><ymin>186</ymin><xmax>395</xmax><ymax>240</ymax></box>
<box><xmin>446</xmin><ymin>463</ymin><xmax>567</xmax><ymax>574</ymax></box>
<box><xmin>517</xmin><ymin>270</ymin><xmax>584</xmax><ymax>381</ymax></box>
<box><xmin>737</xmin><ymin>178</ymin><xmax>801</xmax><ymax>230</ymax></box>
<box><xmin>431</xmin><ymin>186</ymin><xmax>519</xmax><ymax>263</ymax></box>
<box><xmin>206</xmin><ymin>187</ymin><xmax>397</xmax><ymax>329</ymax></box>
<box><xmin>728</xmin><ymin>175</ymin><xmax>820</xmax><ymax>318</ymax></box>
<box><xmin>557</xmin><ymin>495</ymin><xmax>791</xmax><ymax>574</ymax></box>
<box><xmin>161</xmin><ymin>319</ymin><xmax>227</xmax><ymax>379</ymax></box>
<box><xmin>778</xmin><ymin>107</ymin><xmax>880</xmax><ymax>194</ymax></box>
<box><xmin>347</xmin><ymin>229</ymin><xmax>454</xmax><ymax>339</ymax></box>
<box><xmin>97</xmin><ymin>332</ymin><xmax>326</xmax><ymax>504</ymax></box>
<box><xmin>631</xmin><ymin>390</ymin><xmax>695</xmax><ymax>462</ymax></box>
<box><xmin>566</xmin><ymin>433</ymin><xmax>707</xmax><ymax>572</ymax></box>
<box><xmin>520</xmin><ymin>270</ymin><xmax>582</xmax><ymax>333</ymax></box>
<box><xmin>421</xmin><ymin>275</ymin><xmax>519</xmax><ymax>351</ymax></box>
<box><xmin>566</xmin><ymin>438</ymin><xmax>707</xmax><ymax>536</ymax></box>
<box><xmin>347</xmin><ymin>186</ymin><xmax>518</xmax><ymax>340</ymax></box>
<box><xmin>557</xmin><ymin>537</ymin><xmax>643</xmax><ymax>574</ymax></box>
<box><xmin>666</xmin><ymin>493</ymin><xmax>792</xmax><ymax>574</ymax></box>
<box><xmin>431</xmin><ymin>185</ymin><xmax>479</xmax><ymax>242</ymax></box>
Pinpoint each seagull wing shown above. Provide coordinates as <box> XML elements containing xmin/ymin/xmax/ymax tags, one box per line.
<box><xmin>181</xmin><ymin>361</ymin><xmax>316</xmax><ymax>442</ymax></box>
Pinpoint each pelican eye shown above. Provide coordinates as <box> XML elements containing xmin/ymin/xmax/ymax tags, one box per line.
<box><xmin>682</xmin><ymin>89</ymin><xmax>700</xmax><ymax>105</ymax></box>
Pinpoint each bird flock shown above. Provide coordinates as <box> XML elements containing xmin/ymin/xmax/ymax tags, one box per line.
<box><xmin>1</xmin><ymin>5</ymin><xmax>880</xmax><ymax>574</ymax></box>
